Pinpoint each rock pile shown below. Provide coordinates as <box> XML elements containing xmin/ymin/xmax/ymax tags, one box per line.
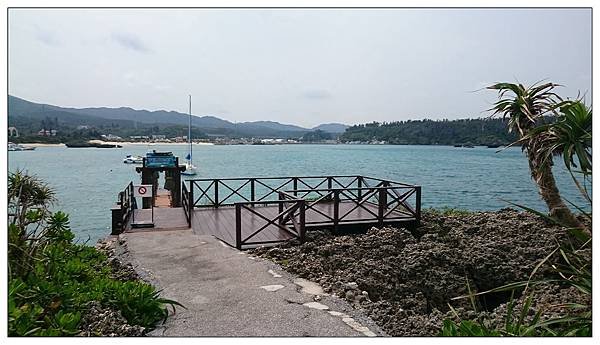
<box><xmin>78</xmin><ymin>302</ymin><xmax>145</xmax><ymax>337</ymax></box>
<box><xmin>252</xmin><ymin>209</ymin><xmax>585</xmax><ymax>336</ymax></box>
<box><xmin>95</xmin><ymin>237</ymin><xmax>139</xmax><ymax>282</ymax></box>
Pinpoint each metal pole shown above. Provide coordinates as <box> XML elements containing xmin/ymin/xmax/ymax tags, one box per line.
<box><xmin>188</xmin><ymin>95</ymin><xmax>192</xmax><ymax>165</ymax></box>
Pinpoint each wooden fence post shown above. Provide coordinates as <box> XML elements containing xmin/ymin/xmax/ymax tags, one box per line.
<box><xmin>235</xmin><ymin>204</ymin><xmax>242</xmax><ymax>250</ymax></box>
<box><xmin>293</xmin><ymin>177</ymin><xmax>298</xmax><ymax>197</ymax></box>
<box><xmin>278</xmin><ymin>192</ymin><xmax>284</xmax><ymax>225</ymax></box>
<box><xmin>333</xmin><ymin>190</ymin><xmax>340</xmax><ymax>234</ymax></box>
<box><xmin>415</xmin><ymin>186</ymin><xmax>422</xmax><ymax>224</ymax></box>
<box><xmin>378</xmin><ymin>188</ymin><xmax>387</xmax><ymax>226</ymax></box>
<box><xmin>299</xmin><ymin>200</ymin><xmax>306</xmax><ymax>243</ymax></box>
<box><xmin>358</xmin><ymin>176</ymin><xmax>363</xmax><ymax>201</ymax></box>
<box><xmin>188</xmin><ymin>182</ymin><xmax>193</xmax><ymax>226</ymax></box>
<box><xmin>214</xmin><ymin>179</ymin><xmax>219</xmax><ymax>208</ymax></box>
<box><xmin>250</xmin><ymin>178</ymin><xmax>255</xmax><ymax>201</ymax></box>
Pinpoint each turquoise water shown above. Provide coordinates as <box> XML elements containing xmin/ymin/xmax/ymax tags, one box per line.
<box><xmin>8</xmin><ymin>144</ymin><xmax>589</xmax><ymax>243</ymax></box>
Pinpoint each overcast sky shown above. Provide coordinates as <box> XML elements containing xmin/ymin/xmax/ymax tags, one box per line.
<box><xmin>9</xmin><ymin>8</ymin><xmax>592</xmax><ymax>127</ymax></box>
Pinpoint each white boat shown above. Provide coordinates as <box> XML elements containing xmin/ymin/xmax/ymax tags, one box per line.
<box><xmin>123</xmin><ymin>154</ymin><xmax>144</xmax><ymax>164</ymax></box>
<box><xmin>8</xmin><ymin>142</ymin><xmax>35</xmax><ymax>151</ymax></box>
<box><xmin>181</xmin><ymin>95</ymin><xmax>198</xmax><ymax>176</ymax></box>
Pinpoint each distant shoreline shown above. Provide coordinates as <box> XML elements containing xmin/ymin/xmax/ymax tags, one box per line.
<box><xmin>14</xmin><ymin>141</ymin><xmax>216</xmax><ymax>148</ymax></box>
<box><xmin>88</xmin><ymin>140</ymin><xmax>215</xmax><ymax>146</ymax></box>
<box><xmin>13</xmin><ymin>141</ymin><xmax>509</xmax><ymax>148</ymax></box>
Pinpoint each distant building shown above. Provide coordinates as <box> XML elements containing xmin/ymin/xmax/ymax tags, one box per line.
<box><xmin>130</xmin><ymin>135</ymin><xmax>150</xmax><ymax>140</ymax></box>
<box><xmin>151</xmin><ymin>134</ymin><xmax>166</xmax><ymax>140</ymax></box>
<box><xmin>101</xmin><ymin>134</ymin><xmax>122</xmax><ymax>140</ymax></box>
<box><xmin>37</xmin><ymin>129</ymin><xmax>56</xmax><ymax>136</ymax></box>
<box><xmin>77</xmin><ymin>125</ymin><xmax>90</xmax><ymax>130</ymax></box>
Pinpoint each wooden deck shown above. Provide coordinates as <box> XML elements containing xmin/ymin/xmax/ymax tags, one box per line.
<box><xmin>154</xmin><ymin>189</ymin><xmax>172</xmax><ymax>208</ymax></box>
<box><xmin>114</xmin><ymin>175</ymin><xmax>421</xmax><ymax>249</ymax></box>
<box><xmin>126</xmin><ymin>207</ymin><xmax>189</xmax><ymax>232</ymax></box>
<box><xmin>190</xmin><ymin>201</ymin><xmax>415</xmax><ymax>248</ymax></box>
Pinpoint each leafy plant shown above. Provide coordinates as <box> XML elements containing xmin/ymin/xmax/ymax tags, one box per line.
<box><xmin>487</xmin><ymin>82</ymin><xmax>582</xmax><ymax>228</ymax></box>
<box><xmin>522</xmin><ymin>100</ymin><xmax>592</xmax><ymax>205</ymax></box>
<box><xmin>441</xmin><ymin>293</ymin><xmax>546</xmax><ymax>336</ymax></box>
<box><xmin>8</xmin><ymin>171</ymin><xmax>183</xmax><ymax>336</ymax></box>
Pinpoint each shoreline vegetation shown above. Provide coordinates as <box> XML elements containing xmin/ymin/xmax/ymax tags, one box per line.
<box><xmin>8</xmin><ymin>171</ymin><xmax>181</xmax><ymax>336</ymax></box>
<box><xmin>13</xmin><ymin>141</ymin><xmax>507</xmax><ymax>148</ymax></box>
<box><xmin>11</xmin><ymin>141</ymin><xmax>217</xmax><ymax>148</ymax></box>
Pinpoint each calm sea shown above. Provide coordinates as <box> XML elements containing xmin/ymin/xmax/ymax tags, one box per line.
<box><xmin>8</xmin><ymin>144</ymin><xmax>589</xmax><ymax>243</ymax></box>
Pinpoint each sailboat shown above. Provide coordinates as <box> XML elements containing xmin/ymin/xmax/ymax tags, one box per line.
<box><xmin>181</xmin><ymin>95</ymin><xmax>198</xmax><ymax>176</ymax></box>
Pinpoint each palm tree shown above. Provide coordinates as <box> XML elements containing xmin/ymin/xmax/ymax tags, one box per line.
<box><xmin>487</xmin><ymin>82</ymin><xmax>583</xmax><ymax>228</ymax></box>
<box><xmin>524</xmin><ymin>100</ymin><xmax>592</xmax><ymax>204</ymax></box>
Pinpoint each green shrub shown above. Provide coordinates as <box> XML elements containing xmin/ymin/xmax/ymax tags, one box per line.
<box><xmin>8</xmin><ymin>171</ymin><xmax>182</xmax><ymax>336</ymax></box>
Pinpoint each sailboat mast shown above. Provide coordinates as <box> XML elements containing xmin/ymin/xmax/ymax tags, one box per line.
<box><xmin>188</xmin><ymin>95</ymin><xmax>192</xmax><ymax>164</ymax></box>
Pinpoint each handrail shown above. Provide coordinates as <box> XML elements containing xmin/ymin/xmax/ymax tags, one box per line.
<box><xmin>188</xmin><ymin>175</ymin><xmax>419</xmax><ymax>209</ymax></box>
<box><xmin>111</xmin><ymin>182</ymin><xmax>134</xmax><ymax>235</ymax></box>
<box><xmin>187</xmin><ymin>174</ymin><xmax>364</xmax><ymax>182</ymax></box>
<box><xmin>284</xmin><ymin>186</ymin><xmax>417</xmax><ymax>192</ymax></box>
<box><xmin>186</xmin><ymin>175</ymin><xmax>420</xmax><ymax>249</ymax></box>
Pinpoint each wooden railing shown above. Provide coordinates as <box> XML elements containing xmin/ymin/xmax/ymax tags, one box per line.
<box><xmin>286</xmin><ymin>185</ymin><xmax>420</xmax><ymax>232</ymax></box>
<box><xmin>187</xmin><ymin>175</ymin><xmax>416</xmax><ymax>208</ymax></box>
<box><xmin>234</xmin><ymin>197</ymin><xmax>306</xmax><ymax>249</ymax></box>
<box><xmin>111</xmin><ymin>182</ymin><xmax>135</xmax><ymax>235</ymax></box>
<box><xmin>186</xmin><ymin>175</ymin><xmax>420</xmax><ymax>249</ymax></box>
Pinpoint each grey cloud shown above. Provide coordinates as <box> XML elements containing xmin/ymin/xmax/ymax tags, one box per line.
<box><xmin>8</xmin><ymin>9</ymin><xmax>591</xmax><ymax>127</ymax></box>
<box><xmin>302</xmin><ymin>89</ymin><xmax>332</xmax><ymax>100</ymax></box>
<box><xmin>111</xmin><ymin>32</ymin><xmax>151</xmax><ymax>53</ymax></box>
<box><xmin>34</xmin><ymin>27</ymin><xmax>59</xmax><ymax>46</ymax></box>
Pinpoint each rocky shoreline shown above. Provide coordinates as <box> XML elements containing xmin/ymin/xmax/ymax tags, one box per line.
<box><xmin>251</xmin><ymin>208</ymin><xmax>590</xmax><ymax>336</ymax></box>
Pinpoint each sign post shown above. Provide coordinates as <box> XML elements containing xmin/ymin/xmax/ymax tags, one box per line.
<box><xmin>131</xmin><ymin>184</ymin><xmax>155</xmax><ymax>228</ymax></box>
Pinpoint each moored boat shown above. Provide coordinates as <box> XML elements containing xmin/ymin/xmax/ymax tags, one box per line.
<box><xmin>123</xmin><ymin>155</ymin><xmax>144</xmax><ymax>164</ymax></box>
<box><xmin>181</xmin><ymin>95</ymin><xmax>198</xmax><ymax>176</ymax></box>
<box><xmin>8</xmin><ymin>142</ymin><xmax>36</xmax><ymax>151</ymax></box>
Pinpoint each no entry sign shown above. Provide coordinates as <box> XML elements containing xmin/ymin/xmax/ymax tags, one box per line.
<box><xmin>134</xmin><ymin>184</ymin><xmax>153</xmax><ymax>197</ymax></box>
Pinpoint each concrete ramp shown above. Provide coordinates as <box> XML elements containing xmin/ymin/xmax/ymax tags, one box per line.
<box><xmin>121</xmin><ymin>230</ymin><xmax>382</xmax><ymax>337</ymax></box>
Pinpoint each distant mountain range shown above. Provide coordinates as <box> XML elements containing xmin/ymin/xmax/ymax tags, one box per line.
<box><xmin>7</xmin><ymin>95</ymin><xmax>349</xmax><ymax>138</ymax></box>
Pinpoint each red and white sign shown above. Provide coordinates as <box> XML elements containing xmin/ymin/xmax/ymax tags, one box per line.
<box><xmin>134</xmin><ymin>185</ymin><xmax>153</xmax><ymax>197</ymax></box>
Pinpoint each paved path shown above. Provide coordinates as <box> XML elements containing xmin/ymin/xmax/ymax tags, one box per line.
<box><xmin>121</xmin><ymin>229</ymin><xmax>382</xmax><ymax>337</ymax></box>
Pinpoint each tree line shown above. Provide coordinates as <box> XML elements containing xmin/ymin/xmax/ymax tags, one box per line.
<box><xmin>340</xmin><ymin>118</ymin><xmax>518</xmax><ymax>145</ymax></box>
